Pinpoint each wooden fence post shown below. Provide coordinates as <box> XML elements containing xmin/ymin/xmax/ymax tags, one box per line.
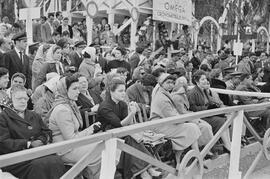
<box><xmin>228</xmin><ymin>110</ymin><xmax>244</xmax><ymax>179</ymax></box>
<box><xmin>100</xmin><ymin>138</ymin><xmax>118</xmax><ymax>179</ymax></box>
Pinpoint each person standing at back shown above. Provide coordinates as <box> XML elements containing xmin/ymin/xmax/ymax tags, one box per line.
<box><xmin>53</xmin><ymin>11</ymin><xmax>63</xmax><ymax>30</ymax></box>
<box><xmin>69</xmin><ymin>41</ymin><xmax>86</xmax><ymax>69</ymax></box>
<box><xmin>3</xmin><ymin>32</ymin><xmax>31</xmax><ymax>88</ymax></box>
<box><xmin>0</xmin><ymin>38</ymin><xmax>11</xmax><ymax>67</ymax></box>
<box><xmin>41</xmin><ymin>14</ymin><xmax>54</xmax><ymax>42</ymax></box>
<box><xmin>106</xmin><ymin>47</ymin><xmax>131</xmax><ymax>79</ymax></box>
<box><xmin>57</xmin><ymin>17</ymin><xmax>73</xmax><ymax>39</ymax></box>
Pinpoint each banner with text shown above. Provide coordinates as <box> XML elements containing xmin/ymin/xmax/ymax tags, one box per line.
<box><xmin>153</xmin><ymin>0</ymin><xmax>192</xmax><ymax>25</ymax></box>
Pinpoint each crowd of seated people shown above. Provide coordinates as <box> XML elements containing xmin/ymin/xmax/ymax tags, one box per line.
<box><xmin>1</xmin><ymin>26</ymin><xmax>270</xmax><ymax>179</ymax></box>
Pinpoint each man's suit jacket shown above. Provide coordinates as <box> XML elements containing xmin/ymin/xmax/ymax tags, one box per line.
<box><xmin>69</xmin><ymin>51</ymin><xmax>83</xmax><ymax>69</ymax></box>
<box><xmin>56</xmin><ymin>25</ymin><xmax>73</xmax><ymax>38</ymax></box>
<box><xmin>0</xmin><ymin>51</ymin><xmax>4</xmax><ymax>67</ymax></box>
<box><xmin>41</xmin><ymin>22</ymin><xmax>52</xmax><ymax>42</ymax></box>
<box><xmin>96</xmin><ymin>55</ymin><xmax>107</xmax><ymax>73</ymax></box>
<box><xmin>32</xmin><ymin>22</ymin><xmax>42</xmax><ymax>42</ymax></box>
<box><xmin>3</xmin><ymin>49</ymin><xmax>31</xmax><ymax>88</ymax></box>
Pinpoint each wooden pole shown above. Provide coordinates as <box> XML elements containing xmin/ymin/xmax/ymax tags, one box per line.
<box><xmin>217</xmin><ymin>28</ymin><xmax>222</xmax><ymax>51</ymax></box>
<box><xmin>234</xmin><ymin>0</ymin><xmax>241</xmax><ymax>65</ymax></box>
<box><xmin>108</xmin><ymin>10</ymin><xmax>115</xmax><ymax>29</ymax></box>
<box><xmin>66</xmin><ymin>0</ymin><xmax>72</xmax><ymax>25</ymax></box>
<box><xmin>210</xmin><ymin>23</ymin><xmax>213</xmax><ymax>52</ymax></box>
<box><xmin>130</xmin><ymin>0</ymin><xmax>139</xmax><ymax>51</ymax></box>
<box><xmin>268</xmin><ymin>17</ymin><xmax>270</xmax><ymax>54</ymax></box>
<box><xmin>152</xmin><ymin>21</ymin><xmax>156</xmax><ymax>50</ymax></box>
<box><xmin>86</xmin><ymin>15</ymin><xmax>93</xmax><ymax>45</ymax></box>
<box><xmin>59</xmin><ymin>0</ymin><xmax>62</xmax><ymax>11</ymax></box>
<box><xmin>130</xmin><ymin>18</ymin><xmax>138</xmax><ymax>50</ymax></box>
<box><xmin>228</xmin><ymin>110</ymin><xmax>244</xmax><ymax>179</ymax></box>
<box><xmin>100</xmin><ymin>138</ymin><xmax>118</xmax><ymax>179</ymax></box>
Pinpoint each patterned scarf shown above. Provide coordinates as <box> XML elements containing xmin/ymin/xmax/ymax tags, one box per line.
<box><xmin>50</xmin><ymin>77</ymin><xmax>83</xmax><ymax>128</ymax></box>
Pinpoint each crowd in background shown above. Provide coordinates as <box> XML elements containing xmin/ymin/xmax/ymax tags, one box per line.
<box><xmin>1</xmin><ymin>12</ymin><xmax>270</xmax><ymax>179</ymax></box>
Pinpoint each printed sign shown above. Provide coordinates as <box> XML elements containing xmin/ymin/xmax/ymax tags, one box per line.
<box><xmin>153</xmin><ymin>0</ymin><xmax>192</xmax><ymax>25</ymax></box>
<box><xmin>233</xmin><ymin>42</ymin><xmax>243</xmax><ymax>56</ymax></box>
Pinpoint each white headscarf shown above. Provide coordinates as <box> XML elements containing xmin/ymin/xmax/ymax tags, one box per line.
<box><xmin>34</xmin><ymin>44</ymin><xmax>51</xmax><ymax>61</ymax></box>
<box><xmin>45</xmin><ymin>45</ymin><xmax>65</xmax><ymax>74</ymax></box>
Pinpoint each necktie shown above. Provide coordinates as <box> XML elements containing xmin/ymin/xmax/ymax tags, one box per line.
<box><xmin>19</xmin><ymin>51</ymin><xmax>23</xmax><ymax>65</ymax></box>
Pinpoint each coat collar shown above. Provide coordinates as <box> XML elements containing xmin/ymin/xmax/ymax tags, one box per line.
<box><xmin>156</xmin><ymin>86</ymin><xmax>182</xmax><ymax>114</ymax></box>
<box><xmin>3</xmin><ymin>107</ymin><xmax>32</xmax><ymax>125</ymax></box>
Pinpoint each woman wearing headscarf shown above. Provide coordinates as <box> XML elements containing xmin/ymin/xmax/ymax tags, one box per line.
<box><xmin>57</xmin><ymin>38</ymin><xmax>76</xmax><ymax>74</ymax></box>
<box><xmin>34</xmin><ymin>75</ymin><xmax>60</xmax><ymax>123</ymax></box>
<box><xmin>150</xmin><ymin>73</ymin><xmax>201</xmax><ymax>163</ymax></box>
<box><xmin>32</xmin><ymin>43</ymin><xmax>51</xmax><ymax>90</ymax></box>
<box><xmin>172</xmin><ymin>76</ymin><xmax>214</xmax><ymax>148</ymax></box>
<box><xmin>48</xmin><ymin>75</ymin><xmax>103</xmax><ymax>179</ymax></box>
<box><xmin>35</xmin><ymin>45</ymin><xmax>65</xmax><ymax>88</ymax></box>
<box><xmin>0</xmin><ymin>84</ymin><xmax>65</xmax><ymax>179</ymax></box>
<box><xmin>79</xmin><ymin>46</ymin><xmax>104</xmax><ymax>89</ymax></box>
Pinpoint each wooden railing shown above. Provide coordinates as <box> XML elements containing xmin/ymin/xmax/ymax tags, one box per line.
<box><xmin>1</xmin><ymin>89</ymin><xmax>270</xmax><ymax>179</ymax></box>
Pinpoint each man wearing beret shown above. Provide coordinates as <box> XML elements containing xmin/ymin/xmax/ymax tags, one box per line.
<box><xmin>2</xmin><ymin>32</ymin><xmax>31</xmax><ymax>89</ymax></box>
<box><xmin>69</xmin><ymin>40</ymin><xmax>86</xmax><ymax>69</ymax></box>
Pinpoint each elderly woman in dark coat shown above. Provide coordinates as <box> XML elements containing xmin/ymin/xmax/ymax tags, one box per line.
<box><xmin>0</xmin><ymin>84</ymin><xmax>65</xmax><ymax>179</ymax></box>
<box><xmin>187</xmin><ymin>70</ymin><xmax>231</xmax><ymax>152</ymax></box>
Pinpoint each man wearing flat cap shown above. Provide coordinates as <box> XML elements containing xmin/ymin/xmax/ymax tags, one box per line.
<box><xmin>69</xmin><ymin>41</ymin><xmax>86</xmax><ymax>69</ymax></box>
<box><xmin>2</xmin><ymin>32</ymin><xmax>31</xmax><ymax>88</ymax></box>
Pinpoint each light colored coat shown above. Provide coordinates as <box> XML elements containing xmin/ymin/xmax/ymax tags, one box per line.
<box><xmin>150</xmin><ymin>86</ymin><xmax>201</xmax><ymax>150</ymax></box>
<box><xmin>49</xmin><ymin>103</ymin><xmax>102</xmax><ymax>165</ymax></box>
<box><xmin>78</xmin><ymin>59</ymin><xmax>95</xmax><ymax>81</ymax></box>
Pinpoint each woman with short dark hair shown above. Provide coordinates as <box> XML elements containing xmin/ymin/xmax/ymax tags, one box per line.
<box><xmin>188</xmin><ymin>70</ymin><xmax>231</xmax><ymax>153</ymax></box>
<box><xmin>97</xmin><ymin>77</ymin><xmax>160</xmax><ymax>179</ymax></box>
<box><xmin>106</xmin><ymin>47</ymin><xmax>131</xmax><ymax>78</ymax></box>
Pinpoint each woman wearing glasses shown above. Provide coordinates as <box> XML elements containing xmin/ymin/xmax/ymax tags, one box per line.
<box><xmin>0</xmin><ymin>84</ymin><xmax>65</xmax><ymax>179</ymax></box>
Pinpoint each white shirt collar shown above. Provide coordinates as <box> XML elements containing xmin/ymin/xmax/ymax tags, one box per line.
<box><xmin>14</xmin><ymin>47</ymin><xmax>23</xmax><ymax>58</ymax></box>
<box><xmin>76</xmin><ymin>51</ymin><xmax>81</xmax><ymax>58</ymax></box>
